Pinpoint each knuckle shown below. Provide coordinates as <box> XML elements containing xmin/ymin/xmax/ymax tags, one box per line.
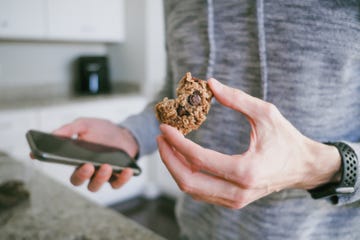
<box><xmin>241</xmin><ymin>171</ymin><xmax>259</xmax><ymax>189</ymax></box>
<box><xmin>191</xmin><ymin>156</ymin><xmax>204</xmax><ymax>170</ymax></box>
<box><xmin>233</xmin><ymin>162</ymin><xmax>245</xmax><ymax>179</ymax></box>
<box><xmin>262</xmin><ymin>102</ymin><xmax>280</xmax><ymax>120</ymax></box>
<box><xmin>234</xmin><ymin>162</ymin><xmax>259</xmax><ymax>189</ymax></box>
<box><xmin>229</xmin><ymin>201</ymin><xmax>244</xmax><ymax>210</ymax></box>
<box><xmin>230</xmin><ymin>192</ymin><xmax>251</xmax><ymax>209</ymax></box>
<box><xmin>178</xmin><ymin>179</ymin><xmax>193</xmax><ymax>194</ymax></box>
<box><xmin>74</xmin><ymin>117</ymin><xmax>85</xmax><ymax>124</ymax></box>
<box><xmin>179</xmin><ymin>184</ymin><xmax>190</xmax><ymax>193</ymax></box>
<box><xmin>191</xmin><ymin>195</ymin><xmax>202</xmax><ymax>201</ymax></box>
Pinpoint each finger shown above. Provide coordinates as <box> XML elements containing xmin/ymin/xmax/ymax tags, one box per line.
<box><xmin>191</xmin><ymin>193</ymin><xmax>240</xmax><ymax>209</ymax></box>
<box><xmin>159</xmin><ymin>124</ymin><xmax>243</xmax><ymax>180</ymax></box>
<box><xmin>158</xmin><ymin>135</ymin><xmax>272</xmax><ymax>208</ymax></box>
<box><xmin>109</xmin><ymin>168</ymin><xmax>134</xmax><ymax>189</ymax></box>
<box><xmin>157</xmin><ymin>135</ymin><xmax>242</xmax><ymax>200</ymax></box>
<box><xmin>70</xmin><ymin>163</ymin><xmax>95</xmax><ymax>186</ymax></box>
<box><xmin>208</xmin><ymin>78</ymin><xmax>266</xmax><ymax>118</ymax></box>
<box><xmin>87</xmin><ymin>164</ymin><xmax>113</xmax><ymax>192</ymax></box>
<box><xmin>192</xmin><ymin>184</ymin><xmax>270</xmax><ymax>209</ymax></box>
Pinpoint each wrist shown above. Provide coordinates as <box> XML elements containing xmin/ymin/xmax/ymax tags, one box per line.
<box><xmin>302</xmin><ymin>140</ymin><xmax>342</xmax><ymax>190</ymax></box>
<box><xmin>308</xmin><ymin>142</ymin><xmax>358</xmax><ymax>200</ymax></box>
<box><xmin>118</xmin><ymin>127</ymin><xmax>139</xmax><ymax>159</ymax></box>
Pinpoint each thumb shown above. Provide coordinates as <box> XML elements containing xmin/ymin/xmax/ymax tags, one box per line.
<box><xmin>208</xmin><ymin>78</ymin><xmax>266</xmax><ymax>118</ymax></box>
<box><xmin>53</xmin><ymin>121</ymin><xmax>87</xmax><ymax>138</ymax></box>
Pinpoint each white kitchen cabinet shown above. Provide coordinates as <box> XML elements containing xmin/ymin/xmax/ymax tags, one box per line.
<box><xmin>0</xmin><ymin>0</ymin><xmax>124</xmax><ymax>42</ymax></box>
<box><xmin>0</xmin><ymin>0</ymin><xmax>46</xmax><ymax>39</ymax></box>
<box><xmin>47</xmin><ymin>0</ymin><xmax>125</xmax><ymax>42</ymax></box>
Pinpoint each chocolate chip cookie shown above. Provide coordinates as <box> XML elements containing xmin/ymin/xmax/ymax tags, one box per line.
<box><xmin>155</xmin><ymin>72</ymin><xmax>213</xmax><ymax>135</ymax></box>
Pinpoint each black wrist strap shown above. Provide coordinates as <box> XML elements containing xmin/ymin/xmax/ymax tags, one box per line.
<box><xmin>308</xmin><ymin>142</ymin><xmax>358</xmax><ymax>199</ymax></box>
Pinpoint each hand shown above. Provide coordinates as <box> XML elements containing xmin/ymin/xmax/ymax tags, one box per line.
<box><xmin>157</xmin><ymin>79</ymin><xmax>341</xmax><ymax>209</ymax></box>
<box><xmin>53</xmin><ymin>117</ymin><xmax>139</xmax><ymax>192</ymax></box>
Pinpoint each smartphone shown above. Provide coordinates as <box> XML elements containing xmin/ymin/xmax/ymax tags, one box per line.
<box><xmin>26</xmin><ymin>129</ymin><xmax>141</xmax><ymax>176</ymax></box>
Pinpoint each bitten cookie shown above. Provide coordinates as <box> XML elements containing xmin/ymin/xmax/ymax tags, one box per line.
<box><xmin>155</xmin><ymin>72</ymin><xmax>213</xmax><ymax>135</ymax></box>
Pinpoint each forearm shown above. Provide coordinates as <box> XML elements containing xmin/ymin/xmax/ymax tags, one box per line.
<box><xmin>118</xmin><ymin>127</ymin><xmax>139</xmax><ymax>158</ymax></box>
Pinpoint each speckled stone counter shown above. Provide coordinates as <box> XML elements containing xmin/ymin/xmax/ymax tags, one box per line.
<box><xmin>0</xmin><ymin>154</ymin><xmax>164</xmax><ymax>240</ymax></box>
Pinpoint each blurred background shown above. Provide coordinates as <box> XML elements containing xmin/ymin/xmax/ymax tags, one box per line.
<box><xmin>0</xmin><ymin>0</ymin><xmax>180</xmax><ymax>238</ymax></box>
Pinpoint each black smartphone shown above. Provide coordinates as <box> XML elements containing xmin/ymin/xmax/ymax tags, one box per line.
<box><xmin>26</xmin><ymin>129</ymin><xmax>141</xmax><ymax>176</ymax></box>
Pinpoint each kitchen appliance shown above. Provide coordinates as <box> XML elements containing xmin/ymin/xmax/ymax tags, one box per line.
<box><xmin>76</xmin><ymin>56</ymin><xmax>111</xmax><ymax>94</ymax></box>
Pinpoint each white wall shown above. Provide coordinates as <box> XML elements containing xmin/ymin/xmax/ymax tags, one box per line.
<box><xmin>107</xmin><ymin>0</ymin><xmax>146</xmax><ymax>88</ymax></box>
<box><xmin>143</xmin><ymin>0</ymin><xmax>166</xmax><ymax>98</ymax></box>
<box><xmin>107</xmin><ymin>0</ymin><xmax>166</xmax><ymax>98</ymax></box>
<box><xmin>0</xmin><ymin>41</ymin><xmax>107</xmax><ymax>99</ymax></box>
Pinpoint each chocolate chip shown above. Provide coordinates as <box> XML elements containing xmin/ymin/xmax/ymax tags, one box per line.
<box><xmin>177</xmin><ymin>106</ymin><xmax>190</xmax><ymax>117</ymax></box>
<box><xmin>188</xmin><ymin>91</ymin><xmax>201</xmax><ymax>106</ymax></box>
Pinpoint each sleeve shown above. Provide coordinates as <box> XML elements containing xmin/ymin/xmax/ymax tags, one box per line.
<box><xmin>336</xmin><ymin>141</ymin><xmax>360</xmax><ymax>205</ymax></box>
<box><xmin>119</xmin><ymin>58</ymin><xmax>175</xmax><ymax>158</ymax></box>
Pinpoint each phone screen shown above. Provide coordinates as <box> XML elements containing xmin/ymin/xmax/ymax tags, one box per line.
<box><xmin>26</xmin><ymin>130</ymin><xmax>141</xmax><ymax>176</ymax></box>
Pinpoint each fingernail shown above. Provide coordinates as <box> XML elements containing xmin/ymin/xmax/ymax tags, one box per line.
<box><xmin>159</xmin><ymin>124</ymin><xmax>167</xmax><ymax>132</ymax></box>
<box><xmin>98</xmin><ymin>170</ymin><xmax>108</xmax><ymax>177</ymax></box>
<box><xmin>80</xmin><ymin>167</ymin><xmax>91</xmax><ymax>175</ymax></box>
<box><xmin>208</xmin><ymin>78</ymin><xmax>220</xmax><ymax>91</ymax></box>
<box><xmin>209</xmin><ymin>78</ymin><xmax>219</xmax><ymax>84</ymax></box>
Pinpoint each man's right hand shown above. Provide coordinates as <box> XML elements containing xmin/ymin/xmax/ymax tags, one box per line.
<box><xmin>53</xmin><ymin>117</ymin><xmax>139</xmax><ymax>192</ymax></box>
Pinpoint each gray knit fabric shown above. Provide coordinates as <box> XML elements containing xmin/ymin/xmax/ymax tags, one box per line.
<box><xmin>121</xmin><ymin>0</ymin><xmax>360</xmax><ymax>239</ymax></box>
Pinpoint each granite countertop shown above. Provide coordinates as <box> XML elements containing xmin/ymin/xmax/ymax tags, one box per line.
<box><xmin>0</xmin><ymin>154</ymin><xmax>164</xmax><ymax>240</ymax></box>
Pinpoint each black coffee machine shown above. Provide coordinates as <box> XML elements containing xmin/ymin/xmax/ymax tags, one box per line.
<box><xmin>76</xmin><ymin>56</ymin><xmax>111</xmax><ymax>95</ymax></box>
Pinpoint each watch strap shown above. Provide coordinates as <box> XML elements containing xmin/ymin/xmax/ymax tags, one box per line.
<box><xmin>309</xmin><ymin>142</ymin><xmax>358</xmax><ymax>199</ymax></box>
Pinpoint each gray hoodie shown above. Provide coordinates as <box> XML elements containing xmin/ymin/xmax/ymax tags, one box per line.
<box><xmin>122</xmin><ymin>0</ymin><xmax>360</xmax><ymax>239</ymax></box>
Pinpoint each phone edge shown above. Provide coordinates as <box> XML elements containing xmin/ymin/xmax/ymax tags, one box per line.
<box><xmin>26</xmin><ymin>130</ymin><xmax>141</xmax><ymax>176</ymax></box>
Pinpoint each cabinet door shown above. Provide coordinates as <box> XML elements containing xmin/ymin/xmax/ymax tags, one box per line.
<box><xmin>47</xmin><ymin>0</ymin><xmax>124</xmax><ymax>42</ymax></box>
<box><xmin>0</xmin><ymin>0</ymin><xmax>46</xmax><ymax>39</ymax></box>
